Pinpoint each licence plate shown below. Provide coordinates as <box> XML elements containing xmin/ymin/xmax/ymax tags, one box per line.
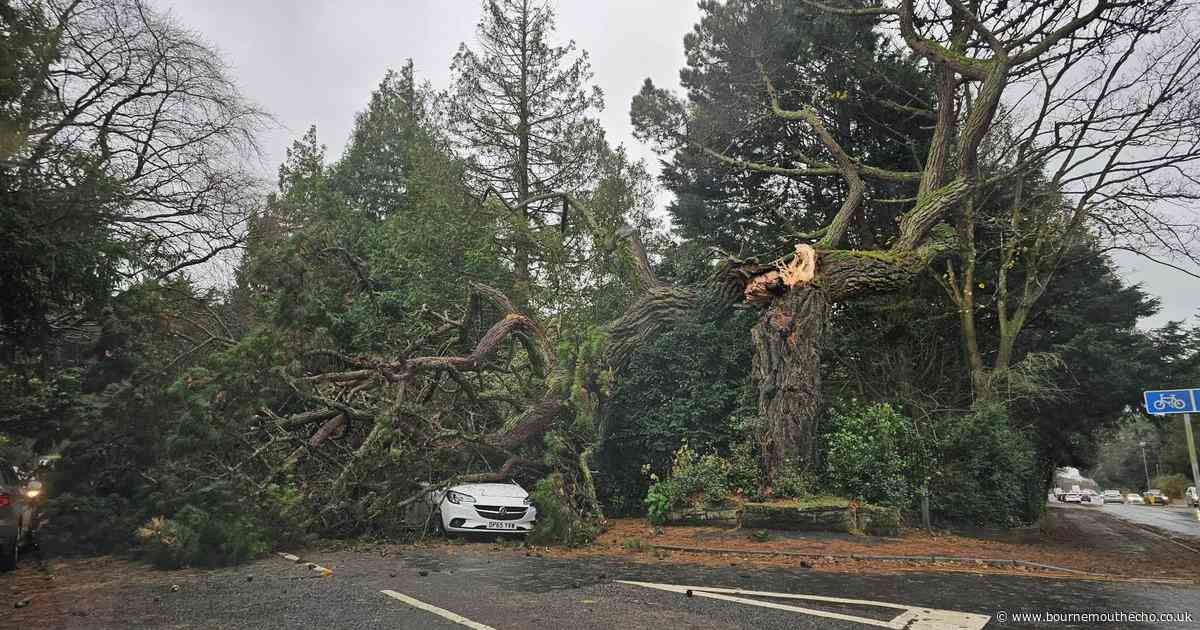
<box><xmin>488</xmin><ymin>521</ymin><xmax>518</xmax><ymax>530</ymax></box>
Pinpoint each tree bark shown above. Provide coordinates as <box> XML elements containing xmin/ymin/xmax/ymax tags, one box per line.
<box><xmin>751</xmin><ymin>285</ymin><xmax>831</xmax><ymax>480</ymax></box>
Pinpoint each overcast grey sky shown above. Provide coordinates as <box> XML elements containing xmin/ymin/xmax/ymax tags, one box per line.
<box><xmin>162</xmin><ymin>0</ymin><xmax>1196</xmax><ymax>329</ymax></box>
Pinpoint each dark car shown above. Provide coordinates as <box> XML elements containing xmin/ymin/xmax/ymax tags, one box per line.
<box><xmin>0</xmin><ymin>460</ymin><xmax>41</xmax><ymax>571</ymax></box>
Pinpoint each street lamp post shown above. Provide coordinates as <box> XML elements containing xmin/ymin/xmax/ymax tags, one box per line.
<box><xmin>1139</xmin><ymin>441</ymin><xmax>1151</xmax><ymax>491</ymax></box>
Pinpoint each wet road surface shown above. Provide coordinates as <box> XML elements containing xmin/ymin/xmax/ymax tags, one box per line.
<box><xmin>8</xmin><ymin>543</ymin><xmax>1197</xmax><ymax>630</ymax></box>
<box><xmin>1098</xmin><ymin>502</ymin><xmax>1200</xmax><ymax>540</ymax></box>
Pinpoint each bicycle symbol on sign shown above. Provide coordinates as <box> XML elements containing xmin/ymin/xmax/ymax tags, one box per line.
<box><xmin>1153</xmin><ymin>394</ymin><xmax>1188</xmax><ymax>411</ymax></box>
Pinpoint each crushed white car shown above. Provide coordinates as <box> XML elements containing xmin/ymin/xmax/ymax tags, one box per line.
<box><xmin>427</xmin><ymin>481</ymin><xmax>537</xmax><ymax>535</ymax></box>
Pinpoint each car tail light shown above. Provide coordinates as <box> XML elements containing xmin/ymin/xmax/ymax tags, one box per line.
<box><xmin>0</xmin><ymin>494</ymin><xmax>9</xmax><ymax>508</ymax></box>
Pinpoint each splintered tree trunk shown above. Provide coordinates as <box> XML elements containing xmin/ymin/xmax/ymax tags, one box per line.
<box><xmin>751</xmin><ymin>285</ymin><xmax>831</xmax><ymax>481</ymax></box>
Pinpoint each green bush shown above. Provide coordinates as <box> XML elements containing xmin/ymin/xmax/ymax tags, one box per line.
<box><xmin>727</xmin><ymin>441</ymin><xmax>762</xmax><ymax>496</ymax></box>
<box><xmin>930</xmin><ymin>403</ymin><xmax>1039</xmax><ymax>527</ymax></box>
<box><xmin>643</xmin><ymin>479</ymin><xmax>674</xmax><ymax>525</ymax></box>
<box><xmin>823</xmin><ymin>402</ymin><xmax>926</xmax><ymax>508</ymax></box>
<box><xmin>136</xmin><ymin>505</ymin><xmax>271</xmax><ymax>569</ymax></box>
<box><xmin>528</xmin><ymin>474</ymin><xmax>599</xmax><ymax>547</ymax></box>
<box><xmin>772</xmin><ymin>463</ymin><xmax>815</xmax><ymax>499</ymax></box>
<box><xmin>1150</xmin><ymin>473</ymin><xmax>1190</xmax><ymax>500</ymax></box>
<box><xmin>643</xmin><ymin>444</ymin><xmax>734</xmax><ymax>521</ymax></box>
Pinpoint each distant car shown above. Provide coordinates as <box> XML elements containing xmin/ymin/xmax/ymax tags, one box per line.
<box><xmin>1101</xmin><ymin>490</ymin><xmax>1123</xmax><ymax>504</ymax></box>
<box><xmin>1125</xmin><ymin>493</ymin><xmax>1144</xmax><ymax>504</ymax></box>
<box><xmin>1187</xmin><ymin>486</ymin><xmax>1198</xmax><ymax>508</ymax></box>
<box><xmin>0</xmin><ymin>460</ymin><xmax>41</xmax><ymax>571</ymax></box>
<box><xmin>1142</xmin><ymin>489</ymin><xmax>1170</xmax><ymax>506</ymax></box>
<box><xmin>1062</xmin><ymin>492</ymin><xmax>1082</xmax><ymax>503</ymax></box>
<box><xmin>427</xmin><ymin>481</ymin><xmax>537</xmax><ymax>535</ymax></box>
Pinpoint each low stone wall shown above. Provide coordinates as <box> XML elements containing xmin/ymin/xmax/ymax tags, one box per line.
<box><xmin>664</xmin><ymin>500</ymin><xmax>903</xmax><ymax>535</ymax></box>
<box><xmin>734</xmin><ymin>502</ymin><xmax>902</xmax><ymax>536</ymax></box>
<box><xmin>665</xmin><ymin>507</ymin><xmax>740</xmax><ymax>527</ymax></box>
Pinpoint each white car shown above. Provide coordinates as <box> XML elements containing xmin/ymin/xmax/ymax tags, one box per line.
<box><xmin>429</xmin><ymin>481</ymin><xmax>537</xmax><ymax>535</ymax></box>
<box><xmin>1101</xmin><ymin>490</ymin><xmax>1122</xmax><ymax>504</ymax></box>
<box><xmin>1187</xmin><ymin>486</ymin><xmax>1198</xmax><ymax>508</ymax></box>
<box><xmin>1062</xmin><ymin>492</ymin><xmax>1082</xmax><ymax>503</ymax></box>
<box><xmin>1125</xmin><ymin>493</ymin><xmax>1144</xmax><ymax>504</ymax></box>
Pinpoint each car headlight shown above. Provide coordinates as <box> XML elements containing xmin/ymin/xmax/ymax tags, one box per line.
<box><xmin>446</xmin><ymin>490</ymin><xmax>475</xmax><ymax>505</ymax></box>
<box><xmin>523</xmin><ymin>496</ymin><xmax>532</xmax><ymax>506</ymax></box>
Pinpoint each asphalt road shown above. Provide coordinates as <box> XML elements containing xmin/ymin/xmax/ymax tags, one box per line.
<box><xmin>1098</xmin><ymin>503</ymin><xmax>1200</xmax><ymax>540</ymax></box>
<box><xmin>15</xmin><ymin>543</ymin><xmax>1198</xmax><ymax>630</ymax></box>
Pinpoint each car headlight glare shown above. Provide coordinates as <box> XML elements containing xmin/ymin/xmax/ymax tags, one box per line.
<box><xmin>446</xmin><ymin>490</ymin><xmax>475</xmax><ymax>505</ymax></box>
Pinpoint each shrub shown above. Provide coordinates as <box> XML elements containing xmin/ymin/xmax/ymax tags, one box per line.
<box><xmin>930</xmin><ymin>403</ymin><xmax>1039</xmax><ymax>527</ymax></box>
<box><xmin>528</xmin><ymin>473</ymin><xmax>599</xmax><ymax>547</ymax></box>
<box><xmin>643</xmin><ymin>479</ymin><xmax>674</xmax><ymax>525</ymax></box>
<box><xmin>823</xmin><ymin>402</ymin><xmax>926</xmax><ymax>508</ymax></box>
<box><xmin>1150</xmin><ymin>473</ymin><xmax>1190</xmax><ymax>499</ymax></box>
<box><xmin>772</xmin><ymin>463</ymin><xmax>815</xmax><ymax>499</ymax></box>
<box><xmin>727</xmin><ymin>441</ymin><xmax>762</xmax><ymax>496</ymax></box>
<box><xmin>643</xmin><ymin>444</ymin><xmax>735</xmax><ymax>521</ymax></box>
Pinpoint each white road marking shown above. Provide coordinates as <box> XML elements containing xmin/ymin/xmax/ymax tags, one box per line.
<box><xmin>616</xmin><ymin>581</ymin><xmax>990</xmax><ymax>630</ymax></box>
<box><xmin>380</xmin><ymin>590</ymin><xmax>497</xmax><ymax>630</ymax></box>
<box><xmin>275</xmin><ymin>552</ymin><xmax>333</xmax><ymax>576</ymax></box>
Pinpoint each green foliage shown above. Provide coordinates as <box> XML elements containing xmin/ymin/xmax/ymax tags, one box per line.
<box><xmin>727</xmin><ymin>441</ymin><xmax>762</xmax><ymax>497</ymax></box>
<box><xmin>643</xmin><ymin>443</ymin><xmax>737</xmax><ymax>520</ymax></box>
<box><xmin>643</xmin><ymin>481</ymin><xmax>673</xmax><ymax>525</ymax></box>
<box><xmin>1150</xmin><ymin>473</ymin><xmax>1191</xmax><ymax>499</ymax></box>
<box><xmin>599</xmin><ymin>263</ymin><xmax>756</xmax><ymax>515</ymax></box>
<box><xmin>823</xmin><ymin>402</ymin><xmax>927</xmax><ymax>508</ymax></box>
<box><xmin>527</xmin><ymin>473</ymin><xmax>599</xmax><ymax>547</ymax></box>
<box><xmin>634</xmin><ymin>0</ymin><xmax>929</xmax><ymax>253</ymax></box>
<box><xmin>136</xmin><ymin>506</ymin><xmax>271</xmax><ymax>569</ymax></box>
<box><xmin>930</xmin><ymin>403</ymin><xmax>1039</xmax><ymax>527</ymax></box>
<box><xmin>39</xmin><ymin>494</ymin><xmax>137</xmax><ymax>555</ymax></box>
<box><xmin>771</xmin><ymin>464</ymin><xmax>815</xmax><ymax>500</ymax></box>
<box><xmin>749</xmin><ymin>529</ymin><xmax>770</xmax><ymax>542</ymax></box>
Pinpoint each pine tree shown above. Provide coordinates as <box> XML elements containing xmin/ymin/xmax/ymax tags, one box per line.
<box><xmin>448</xmin><ymin>0</ymin><xmax>605</xmax><ymax>309</ymax></box>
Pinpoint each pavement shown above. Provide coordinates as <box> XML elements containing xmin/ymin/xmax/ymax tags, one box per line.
<box><xmin>4</xmin><ymin>540</ymin><xmax>1198</xmax><ymax>630</ymax></box>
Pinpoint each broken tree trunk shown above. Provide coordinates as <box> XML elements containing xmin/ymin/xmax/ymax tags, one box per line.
<box><xmin>725</xmin><ymin>237</ymin><xmax>956</xmax><ymax>481</ymax></box>
<box><xmin>751</xmin><ymin>284</ymin><xmax>830</xmax><ymax>479</ymax></box>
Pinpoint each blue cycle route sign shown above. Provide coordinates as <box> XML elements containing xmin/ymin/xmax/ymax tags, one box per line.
<box><xmin>1144</xmin><ymin>389</ymin><xmax>1200</xmax><ymax>414</ymax></box>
